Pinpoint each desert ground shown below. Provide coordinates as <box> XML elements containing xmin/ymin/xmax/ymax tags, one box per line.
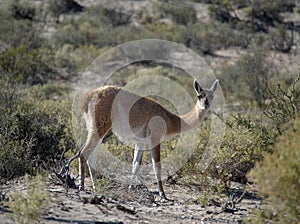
<box><xmin>0</xmin><ymin>175</ymin><xmax>263</xmax><ymax>224</ymax></box>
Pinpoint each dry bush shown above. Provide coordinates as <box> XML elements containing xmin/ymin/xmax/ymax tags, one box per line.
<box><xmin>247</xmin><ymin>115</ymin><xmax>300</xmax><ymax>223</ymax></box>
<box><xmin>5</xmin><ymin>174</ymin><xmax>50</xmax><ymax>224</ymax></box>
<box><xmin>0</xmin><ymin>79</ymin><xmax>75</xmax><ymax>182</ymax></box>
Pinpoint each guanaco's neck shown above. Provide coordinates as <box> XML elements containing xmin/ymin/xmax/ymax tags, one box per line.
<box><xmin>166</xmin><ymin>102</ymin><xmax>208</xmax><ymax>136</ymax></box>
<box><xmin>179</xmin><ymin>101</ymin><xmax>207</xmax><ymax>133</ymax></box>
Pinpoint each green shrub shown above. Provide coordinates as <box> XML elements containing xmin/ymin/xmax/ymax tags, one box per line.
<box><xmin>53</xmin><ymin>9</ymin><xmax>137</xmax><ymax>48</ymax></box>
<box><xmin>54</xmin><ymin>44</ymin><xmax>109</xmax><ymax>72</ymax></box>
<box><xmin>208</xmin><ymin>0</ymin><xmax>242</xmax><ymax>24</ymax></box>
<box><xmin>158</xmin><ymin>1</ymin><xmax>197</xmax><ymax>25</ymax></box>
<box><xmin>52</xmin><ymin>6</ymin><xmax>102</xmax><ymax>47</ymax></box>
<box><xmin>209</xmin><ymin>115</ymin><xmax>273</xmax><ymax>183</ymax></box>
<box><xmin>181</xmin><ymin>21</ymin><xmax>247</xmax><ymax>54</ymax></box>
<box><xmin>0</xmin><ymin>80</ymin><xmax>75</xmax><ymax>182</ymax></box>
<box><xmin>83</xmin><ymin>3</ymin><xmax>132</xmax><ymax>27</ymax></box>
<box><xmin>103</xmin><ymin>8</ymin><xmax>132</xmax><ymax>27</ymax></box>
<box><xmin>250</xmin><ymin>25</ymin><xmax>294</xmax><ymax>53</ymax></box>
<box><xmin>180</xmin><ymin>113</ymin><xmax>273</xmax><ymax>190</ymax></box>
<box><xmin>5</xmin><ymin>174</ymin><xmax>50</xmax><ymax>224</ymax></box>
<box><xmin>0</xmin><ymin>0</ymin><xmax>42</xmax><ymax>49</ymax></box>
<box><xmin>207</xmin><ymin>0</ymin><xmax>296</xmax><ymax>53</ymax></box>
<box><xmin>9</xmin><ymin>0</ymin><xmax>36</xmax><ymax>20</ymax></box>
<box><xmin>0</xmin><ymin>16</ymin><xmax>40</xmax><ymax>50</ymax></box>
<box><xmin>47</xmin><ymin>0</ymin><xmax>83</xmax><ymax>23</ymax></box>
<box><xmin>140</xmin><ymin>22</ymin><xmax>184</xmax><ymax>43</ymax></box>
<box><xmin>179</xmin><ymin>23</ymin><xmax>216</xmax><ymax>54</ymax></box>
<box><xmin>218</xmin><ymin>50</ymin><xmax>273</xmax><ymax>106</ymax></box>
<box><xmin>269</xmin><ymin>24</ymin><xmax>294</xmax><ymax>53</ymax></box>
<box><xmin>53</xmin><ymin>3</ymin><xmax>195</xmax><ymax>49</ymax></box>
<box><xmin>246</xmin><ymin>0</ymin><xmax>291</xmax><ymax>25</ymax></box>
<box><xmin>248</xmin><ymin>115</ymin><xmax>300</xmax><ymax>223</ymax></box>
<box><xmin>236</xmin><ymin>51</ymin><xmax>273</xmax><ymax>106</ymax></box>
<box><xmin>264</xmin><ymin>75</ymin><xmax>300</xmax><ymax>135</ymax></box>
<box><xmin>0</xmin><ymin>46</ymin><xmax>54</xmax><ymax>84</ymax></box>
<box><xmin>181</xmin><ymin>74</ymin><xmax>299</xmax><ymax>190</ymax></box>
<box><xmin>135</xmin><ymin>6</ymin><xmax>157</xmax><ymax>25</ymax></box>
<box><xmin>219</xmin><ymin>52</ymin><xmax>298</xmax><ymax>108</ymax></box>
<box><xmin>209</xmin><ymin>0</ymin><xmax>295</xmax><ymax>26</ymax></box>
<box><xmin>95</xmin><ymin>176</ymin><xmax>112</xmax><ymax>194</ymax></box>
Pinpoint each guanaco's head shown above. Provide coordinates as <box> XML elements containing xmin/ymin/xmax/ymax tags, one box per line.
<box><xmin>194</xmin><ymin>79</ymin><xmax>219</xmax><ymax>110</ymax></box>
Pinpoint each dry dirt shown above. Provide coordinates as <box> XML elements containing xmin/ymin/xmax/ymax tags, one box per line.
<box><xmin>0</xmin><ymin>176</ymin><xmax>263</xmax><ymax>224</ymax></box>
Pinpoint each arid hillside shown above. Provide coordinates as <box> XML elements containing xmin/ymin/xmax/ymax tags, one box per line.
<box><xmin>0</xmin><ymin>0</ymin><xmax>299</xmax><ymax>223</ymax></box>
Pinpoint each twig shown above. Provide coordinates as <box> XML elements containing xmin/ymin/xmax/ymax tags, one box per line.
<box><xmin>55</xmin><ymin>144</ymin><xmax>85</xmax><ymax>189</ymax></box>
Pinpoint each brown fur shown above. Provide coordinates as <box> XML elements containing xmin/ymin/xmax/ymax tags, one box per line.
<box><xmin>81</xmin><ymin>86</ymin><xmax>186</xmax><ymax>140</ymax></box>
<box><xmin>78</xmin><ymin>80</ymin><xmax>218</xmax><ymax>199</ymax></box>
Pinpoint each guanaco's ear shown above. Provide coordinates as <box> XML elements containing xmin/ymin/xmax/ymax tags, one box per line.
<box><xmin>194</xmin><ymin>79</ymin><xmax>203</xmax><ymax>96</ymax></box>
<box><xmin>210</xmin><ymin>79</ymin><xmax>219</xmax><ymax>94</ymax></box>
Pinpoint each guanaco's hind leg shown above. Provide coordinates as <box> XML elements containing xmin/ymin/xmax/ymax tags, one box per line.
<box><xmin>79</xmin><ymin>131</ymin><xmax>100</xmax><ymax>190</ymax></box>
<box><xmin>86</xmin><ymin>140</ymin><xmax>102</xmax><ymax>188</ymax></box>
<box><xmin>130</xmin><ymin>143</ymin><xmax>145</xmax><ymax>188</ymax></box>
<box><xmin>151</xmin><ymin>144</ymin><xmax>166</xmax><ymax>199</ymax></box>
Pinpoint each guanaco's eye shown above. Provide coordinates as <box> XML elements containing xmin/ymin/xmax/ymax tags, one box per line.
<box><xmin>197</xmin><ymin>91</ymin><xmax>206</xmax><ymax>100</ymax></box>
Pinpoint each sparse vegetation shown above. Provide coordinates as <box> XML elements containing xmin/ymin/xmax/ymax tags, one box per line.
<box><xmin>0</xmin><ymin>78</ymin><xmax>75</xmax><ymax>183</ymax></box>
<box><xmin>0</xmin><ymin>46</ymin><xmax>54</xmax><ymax>84</ymax></box>
<box><xmin>158</xmin><ymin>1</ymin><xmax>197</xmax><ymax>25</ymax></box>
<box><xmin>247</xmin><ymin>115</ymin><xmax>300</xmax><ymax>223</ymax></box>
<box><xmin>5</xmin><ymin>174</ymin><xmax>50</xmax><ymax>224</ymax></box>
<box><xmin>0</xmin><ymin>0</ymin><xmax>299</xmax><ymax>222</ymax></box>
<box><xmin>219</xmin><ymin>50</ymin><xmax>275</xmax><ymax>106</ymax></box>
<box><xmin>47</xmin><ymin>0</ymin><xmax>83</xmax><ymax>23</ymax></box>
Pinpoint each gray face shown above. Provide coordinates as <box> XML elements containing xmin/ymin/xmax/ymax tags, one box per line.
<box><xmin>197</xmin><ymin>90</ymin><xmax>214</xmax><ymax>110</ymax></box>
<box><xmin>194</xmin><ymin>79</ymin><xmax>219</xmax><ymax>110</ymax></box>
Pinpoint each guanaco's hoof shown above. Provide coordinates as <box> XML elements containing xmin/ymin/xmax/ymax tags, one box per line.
<box><xmin>159</xmin><ymin>193</ymin><xmax>167</xmax><ymax>200</ymax></box>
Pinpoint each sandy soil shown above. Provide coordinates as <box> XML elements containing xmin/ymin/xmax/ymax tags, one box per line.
<box><xmin>0</xmin><ymin>177</ymin><xmax>262</xmax><ymax>224</ymax></box>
